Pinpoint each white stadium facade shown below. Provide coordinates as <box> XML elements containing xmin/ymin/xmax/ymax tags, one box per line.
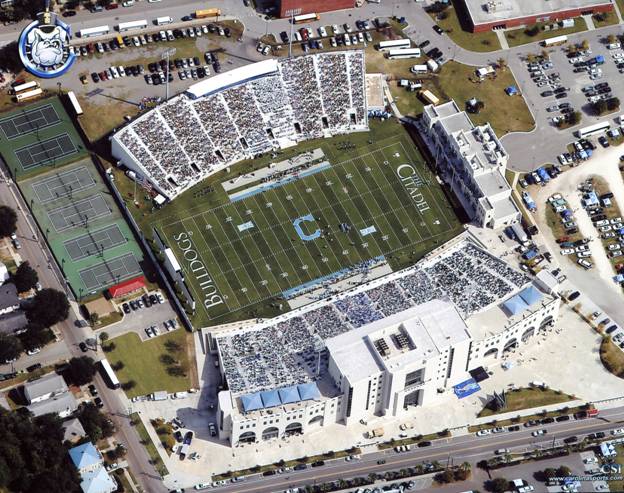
<box><xmin>210</xmin><ymin>233</ymin><xmax>561</xmax><ymax>445</ymax></box>
<box><xmin>110</xmin><ymin>51</ymin><xmax>368</xmax><ymax>199</ymax></box>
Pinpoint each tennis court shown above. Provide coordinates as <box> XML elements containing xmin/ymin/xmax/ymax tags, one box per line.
<box><xmin>47</xmin><ymin>194</ymin><xmax>112</xmax><ymax>233</ymax></box>
<box><xmin>79</xmin><ymin>252</ymin><xmax>142</xmax><ymax>292</ymax></box>
<box><xmin>15</xmin><ymin>133</ymin><xmax>77</xmax><ymax>170</ymax></box>
<box><xmin>31</xmin><ymin>166</ymin><xmax>96</xmax><ymax>204</ymax></box>
<box><xmin>0</xmin><ymin>104</ymin><xmax>60</xmax><ymax>140</ymax></box>
<box><xmin>64</xmin><ymin>224</ymin><xmax>128</xmax><ymax>262</ymax></box>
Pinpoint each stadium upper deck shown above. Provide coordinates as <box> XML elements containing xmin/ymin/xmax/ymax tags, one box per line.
<box><xmin>111</xmin><ymin>51</ymin><xmax>368</xmax><ymax>199</ymax></box>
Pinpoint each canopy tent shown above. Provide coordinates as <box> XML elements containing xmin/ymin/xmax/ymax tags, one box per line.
<box><xmin>260</xmin><ymin>390</ymin><xmax>281</xmax><ymax>408</ymax></box>
<box><xmin>518</xmin><ymin>285</ymin><xmax>543</xmax><ymax>306</ymax></box>
<box><xmin>502</xmin><ymin>294</ymin><xmax>529</xmax><ymax>316</ymax></box>
<box><xmin>278</xmin><ymin>385</ymin><xmax>300</xmax><ymax>404</ymax></box>
<box><xmin>240</xmin><ymin>392</ymin><xmax>263</xmax><ymax>412</ymax></box>
<box><xmin>505</xmin><ymin>85</ymin><xmax>518</xmax><ymax>96</ymax></box>
<box><xmin>297</xmin><ymin>382</ymin><xmax>320</xmax><ymax>401</ymax></box>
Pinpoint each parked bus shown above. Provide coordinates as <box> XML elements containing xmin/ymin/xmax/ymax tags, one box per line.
<box><xmin>542</xmin><ymin>35</ymin><xmax>568</xmax><ymax>47</ymax></box>
<box><xmin>155</xmin><ymin>16</ymin><xmax>172</xmax><ymax>26</ymax></box>
<box><xmin>117</xmin><ymin>19</ymin><xmax>148</xmax><ymax>32</ymax></box>
<box><xmin>79</xmin><ymin>25</ymin><xmax>110</xmax><ymax>38</ymax></box>
<box><xmin>67</xmin><ymin>91</ymin><xmax>83</xmax><ymax>116</ymax></box>
<box><xmin>576</xmin><ymin>121</ymin><xmax>610</xmax><ymax>138</ymax></box>
<box><xmin>100</xmin><ymin>358</ymin><xmax>120</xmax><ymax>389</ymax></box>
<box><xmin>11</xmin><ymin>80</ymin><xmax>39</xmax><ymax>95</ymax></box>
<box><xmin>378</xmin><ymin>38</ymin><xmax>411</xmax><ymax>51</ymax></box>
<box><xmin>15</xmin><ymin>88</ymin><xmax>43</xmax><ymax>102</ymax></box>
<box><xmin>195</xmin><ymin>8</ymin><xmax>221</xmax><ymax>19</ymax></box>
<box><xmin>293</xmin><ymin>13</ymin><xmax>320</xmax><ymax>24</ymax></box>
<box><xmin>419</xmin><ymin>89</ymin><xmax>440</xmax><ymax>105</ymax></box>
<box><xmin>387</xmin><ymin>48</ymin><xmax>421</xmax><ymax>59</ymax></box>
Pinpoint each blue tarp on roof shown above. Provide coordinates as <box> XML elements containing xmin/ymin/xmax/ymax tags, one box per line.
<box><xmin>297</xmin><ymin>382</ymin><xmax>320</xmax><ymax>401</ymax></box>
<box><xmin>260</xmin><ymin>390</ymin><xmax>281</xmax><ymax>408</ymax></box>
<box><xmin>278</xmin><ymin>386</ymin><xmax>300</xmax><ymax>404</ymax></box>
<box><xmin>241</xmin><ymin>393</ymin><xmax>263</xmax><ymax>412</ymax></box>
<box><xmin>519</xmin><ymin>285</ymin><xmax>543</xmax><ymax>306</ymax></box>
<box><xmin>502</xmin><ymin>295</ymin><xmax>529</xmax><ymax>316</ymax></box>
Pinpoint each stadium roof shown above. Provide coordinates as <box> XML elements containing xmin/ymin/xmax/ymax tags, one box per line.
<box><xmin>186</xmin><ymin>59</ymin><xmax>279</xmax><ymax>99</ymax></box>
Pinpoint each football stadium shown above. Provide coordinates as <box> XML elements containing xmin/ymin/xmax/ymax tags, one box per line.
<box><xmin>111</xmin><ymin>51</ymin><xmax>463</xmax><ymax>325</ymax></box>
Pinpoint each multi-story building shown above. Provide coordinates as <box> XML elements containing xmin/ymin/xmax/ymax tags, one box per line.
<box><xmin>213</xmin><ymin>235</ymin><xmax>560</xmax><ymax>446</ymax></box>
<box><xmin>462</xmin><ymin>0</ymin><xmax>613</xmax><ymax>33</ymax></box>
<box><xmin>419</xmin><ymin>101</ymin><xmax>520</xmax><ymax>229</ymax></box>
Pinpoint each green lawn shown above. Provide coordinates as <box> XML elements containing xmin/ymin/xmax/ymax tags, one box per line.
<box><xmin>149</xmin><ymin>121</ymin><xmax>462</xmax><ymax>325</ymax></box>
<box><xmin>478</xmin><ymin>387</ymin><xmax>576</xmax><ymax>417</ymax></box>
<box><xmin>593</xmin><ymin>10</ymin><xmax>619</xmax><ymax>28</ymax></box>
<box><xmin>428</xmin><ymin>0</ymin><xmax>500</xmax><ymax>52</ymax></box>
<box><xmin>130</xmin><ymin>413</ymin><xmax>168</xmax><ymax>477</ymax></box>
<box><xmin>106</xmin><ymin>330</ymin><xmax>191</xmax><ymax>398</ymax></box>
<box><xmin>391</xmin><ymin>61</ymin><xmax>534</xmax><ymax>137</ymax></box>
<box><xmin>505</xmin><ymin>18</ymin><xmax>588</xmax><ymax>48</ymax></box>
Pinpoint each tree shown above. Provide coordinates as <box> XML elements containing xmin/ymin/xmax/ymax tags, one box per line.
<box><xmin>13</xmin><ymin>261</ymin><xmax>38</xmax><ymax>293</ymax></box>
<box><xmin>99</xmin><ymin>332</ymin><xmax>109</xmax><ymax>344</ymax></box>
<box><xmin>77</xmin><ymin>403</ymin><xmax>115</xmax><ymax>442</ymax></box>
<box><xmin>497</xmin><ymin>58</ymin><xmax>507</xmax><ymax>71</ymax></box>
<box><xmin>167</xmin><ymin>365</ymin><xmax>186</xmax><ymax>377</ymax></box>
<box><xmin>490</xmin><ymin>477</ymin><xmax>509</xmax><ymax>493</ymax></box>
<box><xmin>160</xmin><ymin>354</ymin><xmax>176</xmax><ymax>365</ymax></box>
<box><xmin>435</xmin><ymin>469</ymin><xmax>454</xmax><ymax>483</ymax></box>
<box><xmin>89</xmin><ymin>313</ymin><xmax>99</xmax><ymax>326</ymax></box>
<box><xmin>557</xmin><ymin>465</ymin><xmax>572</xmax><ymax>477</ymax></box>
<box><xmin>0</xmin><ymin>333</ymin><xmax>22</xmax><ymax>362</ymax></box>
<box><xmin>18</xmin><ymin>323</ymin><xmax>54</xmax><ymax>351</ymax></box>
<box><xmin>0</xmin><ymin>410</ymin><xmax>81</xmax><ymax>492</ymax></box>
<box><xmin>607</xmin><ymin>97</ymin><xmax>620</xmax><ymax>111</ymax></box>
<box><xmin>165</xmin><ymin>339</ymin><xmax>182</xmax><ymax>352</ymax></box>
<box><xmin>0</xmin><ymin>206</ymin><xmax>17</xmax><ymax>238</ymax></box>
<box><xmin>594</xmin><ymin>99</ymin><xmax>608</xmax><ymax>115</ymax></box>
<box><xmin>608</xmin><ymin>34</ymin><xmax>618</xmax><ymax>44</ymax></box>
<box><xmin>65</xmin><ymin>356</ymin><xmax>96</xmax><ymax>386</ymax></box>
<box><xmin>112</xmin><ymin>361</ymin><xmax>124</xmax><ymax>371</ymax></box>
<box><xmin>26</xmin><ymin>289</ymin><xmax>69</xmax><ymax>328</ymax></box>
<box><xmin>121</xmin><ymin>380</ymin><xmax>136</xmax><ymax>390</ymax></box>
<box><xmin>581</xmin><ymin>39</ymin><xmax>591</xmax><ymax>51</ymax></box>
<box><xmin>525</xmin><ymin>25</ymin><xmax>540</xmax><ymax>37</ymax></box>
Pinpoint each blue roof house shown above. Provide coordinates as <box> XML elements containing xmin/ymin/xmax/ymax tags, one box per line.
<box><xmin>69</xmin><ymin>442</ymin><xmax>116</xmax><ymax>493</ymax></box>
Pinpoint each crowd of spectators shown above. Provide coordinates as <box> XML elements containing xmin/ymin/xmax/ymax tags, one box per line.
<box><xmin>217</xmin><ymin>239</ymin><xmax>532</xmax><ymax>396</ymax></box>
<box><xmin>113</xmin><ymin>51</ymin><xmax>368</xmax><ymax>198</ymax></box>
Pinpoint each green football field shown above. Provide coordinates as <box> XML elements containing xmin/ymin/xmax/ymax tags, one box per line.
<box><xmin>154</xmin><ymin>125</ymin><xmax>462</xmax><ymax>324</ymax></box>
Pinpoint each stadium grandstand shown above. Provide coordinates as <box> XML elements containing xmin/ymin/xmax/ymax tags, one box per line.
<box><xmin>213</xmin><ymin>233</ymin><xmax>562</xmax><ymax>445</ymax></box>
<box><xmin>111</xmin><ymin>51</ymin><xmax>368</xmax><ymax>199</ymax></box>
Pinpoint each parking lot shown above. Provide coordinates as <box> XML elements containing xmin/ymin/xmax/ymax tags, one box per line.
<box><xmin>100</xmin><ymin>291</ymin><xmax>179</xmax><ymax>341</ymax></box>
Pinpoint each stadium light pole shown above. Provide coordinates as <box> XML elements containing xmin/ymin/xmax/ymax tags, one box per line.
<box><xmin>162</xmin><ymin>48</ymin><xmax>176</xmax><ymax>102</ymax></box>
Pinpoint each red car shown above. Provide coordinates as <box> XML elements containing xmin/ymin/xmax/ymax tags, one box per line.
<box><xmin>105</xmin><ymin>3</ymin><xmax>118</xmax><ymax>9</ymax></box>
<box><xmin>299</xmin><ymin>27</ymin><xmax>309</xmax><ymax>41</ymax></box>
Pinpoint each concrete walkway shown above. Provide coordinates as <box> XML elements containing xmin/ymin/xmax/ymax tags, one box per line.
<box><xmin>583</xmin><ymin>14</ymin><xmax>597</xmax><ymax>31</ymax></box>
<box><xmin>496</xmin><ymin>30</ymin><xmax>510</xmax><ymax>50</ymax></box>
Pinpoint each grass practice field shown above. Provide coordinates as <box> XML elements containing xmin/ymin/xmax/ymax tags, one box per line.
<box><xmin>0</xmin><ymin>97</ymin><xmax>87</xmax><ymax>180</ymax></box>
<box><xmin>151</xmin><ymin>122</ymin><xmax>462</xmax><ymax>325</ymax></box>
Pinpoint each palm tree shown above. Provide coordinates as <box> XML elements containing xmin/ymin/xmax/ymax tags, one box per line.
<box><xmin>461</xmin><ymin>461</ymin><xmax>471</xmax><ymax>472</ymax></box>
<box><xmin>497</xmin><ymin>57</ymin><xmax>507</xmax><ymax>71</ymax></box>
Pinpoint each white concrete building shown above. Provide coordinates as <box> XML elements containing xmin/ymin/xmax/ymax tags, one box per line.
<box><xmin>419</xmin><ymin>101</ymin><xmax>520</xmax><ymax>229</ymax></box>
<box><xmin>213</xmin><ymin>235</ymin><xmax>560</xmax><ymax>446</ymax></box>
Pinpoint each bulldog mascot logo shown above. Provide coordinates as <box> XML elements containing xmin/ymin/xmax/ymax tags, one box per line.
<box><xmin>18</xmin><ymin>0</ymin><xmax>75</xmax><ymax>78</ymax></box>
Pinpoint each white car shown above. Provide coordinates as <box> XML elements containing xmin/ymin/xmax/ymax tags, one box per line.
<box><xmin>560</xmin><ymin>248</ymin><xmax>575</xmax><ymax>255</ymax></box>
<box><xmin>577</xmin><ymin>251</ymin><xmax>591</xmax><ymax>258</ymax></box>
<box><xmin>332</xmin><ymin>24</ymin><xmax>342</xmax><ymax>35</ymax></box>
<box><xmin>611</xmin><ymin>428</ymin><xmax>624</xmax><ymax>436</ymax></box>
<box><xmin>600</xmin><ymin>225</ymin><xmax>613</xmax><ymax>232</ymax></box>
<box><xmin>532</xmin><ymin>429</ymin><xmax>546</xmax><ymax>437</ymax></box>
<box><xmin>118</xmin><ymin>66</ymin><xmax>126</xmax><ymax>77</ymax></box>
<box><xmin>318</xmin><ymin>26</ymin><xmax>327</xmax><ymax>37</ymax></box>
<box><xmin>548</xmin><ymin>193</ymin><xmax>563</xmax><ymax>202</ymax></box>
<box><xmin>26</xmin><ymin>347</ymin><xmax>41</xmax><ymax>355</ymax></box>
<box><xmin>194</xmin><ymin>483</ymin><xmax>210</xmax><ymax>490</ymax></box>
<box><xmin>476</xmin><ymin>429</ymin><xmax>491</xmax><ymax>437</ymax></box>
<box><xmin>578</xmin><ymin>258</ymin><xmax>593</xmax><ymax>269</ymax></box>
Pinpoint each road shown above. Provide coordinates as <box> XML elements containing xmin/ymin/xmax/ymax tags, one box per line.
<box><xmin>204</xmin><ymin>406</ymin><xmax>624</xmax><ymax>493</ymax></box>
<box><xmin>0</xmin><ymin>163</ymin><xmax>165</xmax><ymax>493</ymax></box>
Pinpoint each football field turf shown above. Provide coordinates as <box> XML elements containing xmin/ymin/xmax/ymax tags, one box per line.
<box><xmin>155</xmin><ymin>126</ymin><xmax>462</xmax><ymax>324</ymax></box>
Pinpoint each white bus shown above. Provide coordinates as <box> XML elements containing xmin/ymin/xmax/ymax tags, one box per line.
<box><xmin>576</xmin><ymin>121</ymin><xmax>610</xmax><ymax>138</ymax></box>
<box><xmin>67</xmin><ymin>91</ymin><xmax>83</xmax><ymax>116</ymax></box>
<box><xmin>79</xmin><ymin>25</ymin><xmax>110</xmax><ymax>38</ymax></box>
<box><xmin>100</xmin><ymin>358</ymin><xmax>120</xmax><ymax>389</ymax></box>
<box><xmin>387</xmin><ymin>48</ymin><xmax>421</xmax><ymax>59</ymax></box>
<box><xmin>378</xmin><ymin>38</ymin><xmax>411</xmax><ymax>51</ymax></box>
<box><xmin>11</xmin><ymin>80</ymin><xmax>39</xmax><ymax>95</ymax></box>
<box><xmin>15</xmin><ymin>88</ymin><xmax>43</xmax><ymax>102</ymax></box>
<box><xmin>293</xmin><ymin>13</ymin><xmax>320</xmax><ymax>24</ymax></box>
<box><xmin>543</xmin><ymin>35</ymin><xmax>568</xmax><ymax>47</ymax></box>
<box><xmin>117</xmin><ymin>19</ymin><xmax>148</xmax><ymax>32</ymax></box>
<box><xmin>155</xmin><ymin>16</ymin><xmax>172</xmax><ymax>26</ymax></box>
